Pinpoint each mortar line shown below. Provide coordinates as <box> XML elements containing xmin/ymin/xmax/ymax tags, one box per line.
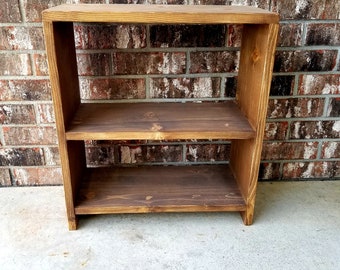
<box><xmin>145</xmin><ymin>77</ymin><xmax>151</xmax><ymax>99</ymax></box>
<box><xmin>275</xmin><ymin>45</ymin><xmax>340</xmax><ymax>51</ymax></box>
<box><xmin>322</xmin><ymin>96</ymin><xmax>331</xmax><ymax>117</ymax></box>
<box><xmin>301</xmin><ymin>21</ymin><xmax>307</xmax><ymax>46</ymax></box>
<box><xmin>220</xmin><ymin>75</ymin><xmax>226</xmax><ymax>98</ymax></box>
<box><xmin>78</xmin><ymin>73</ymin><xmax>239</xmax><ymax>79</ymax></box>
<box><xmin>18</xmin><ymin>0</ymin><xmax>26</xmax><ymax>24</ymax></box>
<box><xmin>292</xmin><ymin>74</ymin><xmax>299</xmax><ymax>96</ymax></box>
<box><xmin>278</xmin><ymin>162</ymin><xmax>284</xmax><ymax>180</ymax></box>
<box><xmin>334</xmin><ymin>48</ymin><xmax>340</xmax><ymax>72</ymax></box>
<box><xmin>0</xmin><ymin>126</ymin><xmax>5</xmax><ymax>146</ymax></box>
<box><xmin>0</xmin><ymin>22</ymin><xmax>43</xmax><ymax>27</ymax></box>
<box><xmin>0</xmin><ymin>101</ymin><xmax>53</xmax><ymax>105</ymax></box>
<box><xmin>280</xmin><ymin>19</ymin><xmax>340</xmax><ymax>24</ymax></box>
<box><xmin>0</xmin><ymin>50</ymin><xmax>46</xmax><ymax>54</ymax></box>
<box><xmin>316</xmin><ymin>139</ymin><xmax>323</xmax><ymax>160</ymax></box>
<box><xmin>182</xmin><ymin>144</ymin><xmax>187</xmax><ymax>162</ymax></box>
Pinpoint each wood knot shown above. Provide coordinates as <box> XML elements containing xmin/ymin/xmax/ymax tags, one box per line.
<box><xmin>151</xmin><ymin>123</ymin><xmax>163</xmax><ymax>131</ymax></box>
<box><xmin>144</xmin><ymin>111</ymin><xmax>157</xmax><ymax>119</ymax></box>
<box><xmin>252</xmin><ymin>48</ymin><xmax>260</xmax><ymax>63</ymax></box>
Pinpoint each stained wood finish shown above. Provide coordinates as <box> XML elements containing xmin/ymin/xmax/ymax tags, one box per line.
<box><xmin>42</xmin><ymin>4</ymin><xmax>279</xmax><ymax>229</ymax></box>
<box><xmin>230</xmin><ymin>23</ymin><xmax>279</xmax><ymax>225</ymax></box>
<box><xmin>42</xmin><ymin>4</ymin><xmax>279</xmax><ymax>24</ymax></box>
<box><xmin>43</xmin><ymin>21</ymin><xmax>86</xmax><ymax>230</ymax></box>
<box><xmin>66</xmin><ymin>102</ymin><xmax>255</xmax><ymax>141</ymax></box>
<box><xmin>75</xmin><ymin>165</ymin><xmax>246</xmax><ymax>215</ymax></box>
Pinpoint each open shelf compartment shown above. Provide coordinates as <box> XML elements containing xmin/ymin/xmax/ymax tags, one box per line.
<box><xmin>66</xmin><ymin>101</ymin><xmax>255</xmax><ymax>141</ymax></box>
<box><xmin>75</xmin><ymin>165</ymin><xmax>246</xmax><ymax>215</ymax></box>
<box><xmin>42</xmin><ymin>4</ymin><xmax>279</xmax><ymax>229</ymax></box>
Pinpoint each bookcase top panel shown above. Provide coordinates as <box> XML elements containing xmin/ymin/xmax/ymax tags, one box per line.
<box><xmin>42</xmin><ymin>4</ymin><xmax>279</xmax><ymax>24</ymax></box>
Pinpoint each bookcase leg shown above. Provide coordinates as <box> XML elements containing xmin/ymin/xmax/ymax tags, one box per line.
<box><xmin>240</xmin><ymin>205</ymin><xmax>255</xmax><ymax>225</ymax></box>
<box><xmin>68</xmin><ymin>217</ymin><xmax>78</xmax><ymax>231</ymax></box>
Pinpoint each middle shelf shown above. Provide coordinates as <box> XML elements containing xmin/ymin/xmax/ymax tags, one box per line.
<box><xmin>66</xmin><ymin>101</ymin><xmax>255</xmax><ymax>141</ymax></box>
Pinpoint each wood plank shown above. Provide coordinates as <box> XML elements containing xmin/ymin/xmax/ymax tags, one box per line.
<box><xmin>75</xmin><ymin>165</ymin><xmax>246</xmax><ymax>214</ymax></box>
<box><xmin>42</xmin><ymin>4</ymin><xmax>279</xmax><ymax>24</ymax></box>
<box><xmin>65</xmin><ymin>102</ymin><xmax>255</xmax><ymax>140</ymax></box>
<box><xmin>43</xmin><ymin>21</ymin><xmax>86</xmax><ymax>230</ymax></box>
<box><xmin>230</xmin><ymin>23</ymin><xmax>279</xmax><ymax>225</ymax></box>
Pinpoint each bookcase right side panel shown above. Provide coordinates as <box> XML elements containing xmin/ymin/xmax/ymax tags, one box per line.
<box><xmin>230</xmin><ymin>23</ymin><xmax>279</xmax><ymax>225</ymax></box>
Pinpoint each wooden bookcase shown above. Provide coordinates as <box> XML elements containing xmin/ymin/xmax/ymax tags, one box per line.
<box><xmin>42</xmin><ymin>4</ymin><xmax>279</xmax><ymax>230</ymax></box>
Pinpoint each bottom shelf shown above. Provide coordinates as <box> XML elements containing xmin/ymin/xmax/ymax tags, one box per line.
<box><xmin>75</xmin><ymin>165</ymin><xmax>246</xmax><ymax>215</ymax></box>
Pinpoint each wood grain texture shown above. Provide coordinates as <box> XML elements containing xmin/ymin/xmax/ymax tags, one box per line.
<box><xmin>66</xmin><ymin>102</ymin><xmax>255</xmax><ymax>141</ymax></box>
<box><xmin>42</xmin><ymin>4</ymin><xmax>279</xmax><ymax>228</ymax></box>
<box><xmin>42</xmin><ymin>4</ymin><xmax>279</xmax><ymax>24</ymax></box>
<box><xmin>43</xmin><ymin>21</ymin><xmax>86</xmax><ymax>230</ymax></box>
<box><xmin>75</xmin><ymin>165</ymin><xmax>246</xmax><ymax>215</ymax></box>
<box><xmin>230</xmin><ymin>23</ymin><xmax>279</xmax><ymax>225</ymax></box>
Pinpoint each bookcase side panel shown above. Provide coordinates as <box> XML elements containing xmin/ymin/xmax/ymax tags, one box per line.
<box><xmin>43</xmin><ymin>21</ymin><xmax>85</xmax><ymax>230</ymax></box>
<box><xmin>230</xmin><ymin>23</ymin><xmax>279</xmax><ymax>225</ymax></box>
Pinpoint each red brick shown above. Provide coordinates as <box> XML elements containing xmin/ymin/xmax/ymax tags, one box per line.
<box><xmin>0</xmin><ymin>148</ymin><xmax>44</xmax><ymax>166</ymax></box>
<box><xmin>270</xmin><ymin>75</ymin><xmax>295</xmax><ymax>96</ymax></box>
<box><xmin>36</xmin><ymin>103</ymin><xmax>55</xmax><ymax>124</ymax></box>
<box><xmin>0</xmin><ymin>80</ymin><xmax>51</xmax><ymax>101</ymax></box>
<box><xmin>298</xmin><ymin>74</ymin><xmax>340</xmax><ymax>95</ymax></box>
<box><xmin>321</xmin><ymin>142</ymin><xmax>340</xmax><ymax>159</ymax></box>
<box><xmin>78</xmin><ymin>0</ymin><xmax>106</xmax><ymax>2</ymax></box>
<box><xmin>0</xmin><ymin>104</ymin><xmax>36</xmax><ymax>124</ymax></box>
<box><xmin>79</xmin><ymin>78</ymin><xmax>145</xmax><ymax>100</ymax></box>
<box><xmin>271</xmin><ymin>0</ymin><xmax>340</xmax><ymax>20</ymax></box>
<box><xmin>0</xmin><ymin>54</ymin><xmax>32</xmax><ymax>76</ymax></box>
<box><xmin>24</xmin><ymin>0</ymin><xmax>67</xmax><ymax>22</ymax></box>
<box><xmin>120</xmin><ymin>145</ymin><xmax>142</xmax><ymax>164</ymax></box>
<box><xmin>76</xmin><ymin>0</ymin><xmax>106</xmax><ymax>2</ymax></box>
<box><xmin>227</xmin><ymin>24</ymin><xmax>243</xmax><ymax>47</ymax></box>
<box><xmin>267</xmin><ymin>98</ymin><xmax>324</xmax><ymax>119</ymax></box>
<box><xmin>283</xmin><ymin>162</ymin><xmax>337</xmax><ymax>179</ymax></box>
<box><xmin>290</xmin><ymin>121</ymin><xmax>340</xmax><ymax>139</ymax></box>
<box><xmin>0</xmin><ymin>0</ymin><xmax>21</xmax><ymax>22</ymax></box>
<box><xmin>150</xmin><ymin>77</ymin><xmax>221</xmax><ymax>98</ymax></box>
<box><xmin>86</xmin><ymin>146</ymin><xmax>115</xmax><ymax>166</ymax></box>
<box><xmin>226</xmin><ymin>0</ymin><xmax>268</xmax><ymax>6</ymax></box>
<box><xmin>109</xmin><ymin>0</ymin><xmax>226</xmax><ymax>4</ymax></box>
<box><xmin>120</xmin><ymin>145</ymin><xmax>182</xmax><ymax>164</ymax></box>
<box><xmin>43</xmin><ymin>147</ymin><xmax>60</xmax><ymax>166</ymax></box>
<box><xmin>277</xmin><ymin>23</ymin><xmax>303</xmax><ymax>47</ymax></box>
<box><xmin>0</xmin><ymin>169</ymin><xmax>11</xmax><ymax>186</ymax></box>
<box><xmin>335</xmin><ymin>162</ymin><xmax>340</xmax><ymax>178</ymax></box>
<box><xmin>261</xmin><ymin>142</ymin><xmax>318</xmax><ymax>160</ymax></box>
<box><xmin>33</xmin><ymin>54</ymin><xmax>49</xmax><ymax>76</ymax></box>
<box><xmin>150</xmin><ymin>25</ymin><xmax>226</xmax><ymax>48</ymax></box>
<box><xmin>327</xmin><ymin>98</ymin><xmax>340</xmax><ymax>117</ymax></box>
<box><xmin>274</xmin><ymin>50</ymin><xmax>337</xmax><ymax>72</ymax></box>
<box><xmin>264</xmin><ymin>122</ymin><xmax>288</xmax><ymax>140</ymax></box>
<box><xmin>3</xmin><ymin>126</ymin><xmax>58</xmax><ymax>146</ymax></box>
<box><xmin>74</xmin><ymin>24</ymin><xmax>146</xmax><ymax>49</ymax></box>
<box><xmin>12</xmin><ymin>167</ymin><xmax>62</xmax><ymax>185</ymax></box>
<box><xmin>0</xmin><ymin>26</ymin><xmax>44</xmax><ymax>50</ymax></box>
<box><xmin>77</xmin><ymin>53</ymin><xmax>110</xmax><ymax>76</ymax></box>
<box><xmin>306</xmin><ymin>23</ymin><xmax>340</xmax><ymax>46</ymax></box>
<box><xmin>146</xmin><ymin>145</ymin><xmax>182</xmax><ymax>163</ymax></box>
<box><xmin>259</xmin><ymin>163</ymin><xmax>281</xmax><ymax>180</ymax></box>
<box><xmin>186</xmin><ymin>144</ymin><xmax>230</xmax><ymax>162</ymax></box>
<box><xmin>225</xmin><ymin>76</ymin><xmax>237</xmax><ymax>97</ymax></box>
<box><xmin>190</xmin><ymin>51</ymin><xmax>238</xmax><ymax>73</ymax></box>
<box><xmin>113</xmin><ymin>52</ymin><xmax>186</xmax><ymax>75</ymax></box>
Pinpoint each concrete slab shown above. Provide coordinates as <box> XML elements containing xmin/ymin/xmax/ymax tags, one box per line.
<box><xmin>0</xmin><ymin>181</ymin><xmax>339</xmax><ymax>270</ymax></box>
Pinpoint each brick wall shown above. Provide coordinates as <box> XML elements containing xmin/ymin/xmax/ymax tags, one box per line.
<box><xmin>0</xmin><ymin>0</ymin><xmax>339</xmax><ymax>186</ymax></box>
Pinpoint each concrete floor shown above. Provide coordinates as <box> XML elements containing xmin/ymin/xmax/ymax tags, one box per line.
<box><xmin>0</xmin><ymin>181</ymin><xmax>339</xmax><ymax>270</ymax></box>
